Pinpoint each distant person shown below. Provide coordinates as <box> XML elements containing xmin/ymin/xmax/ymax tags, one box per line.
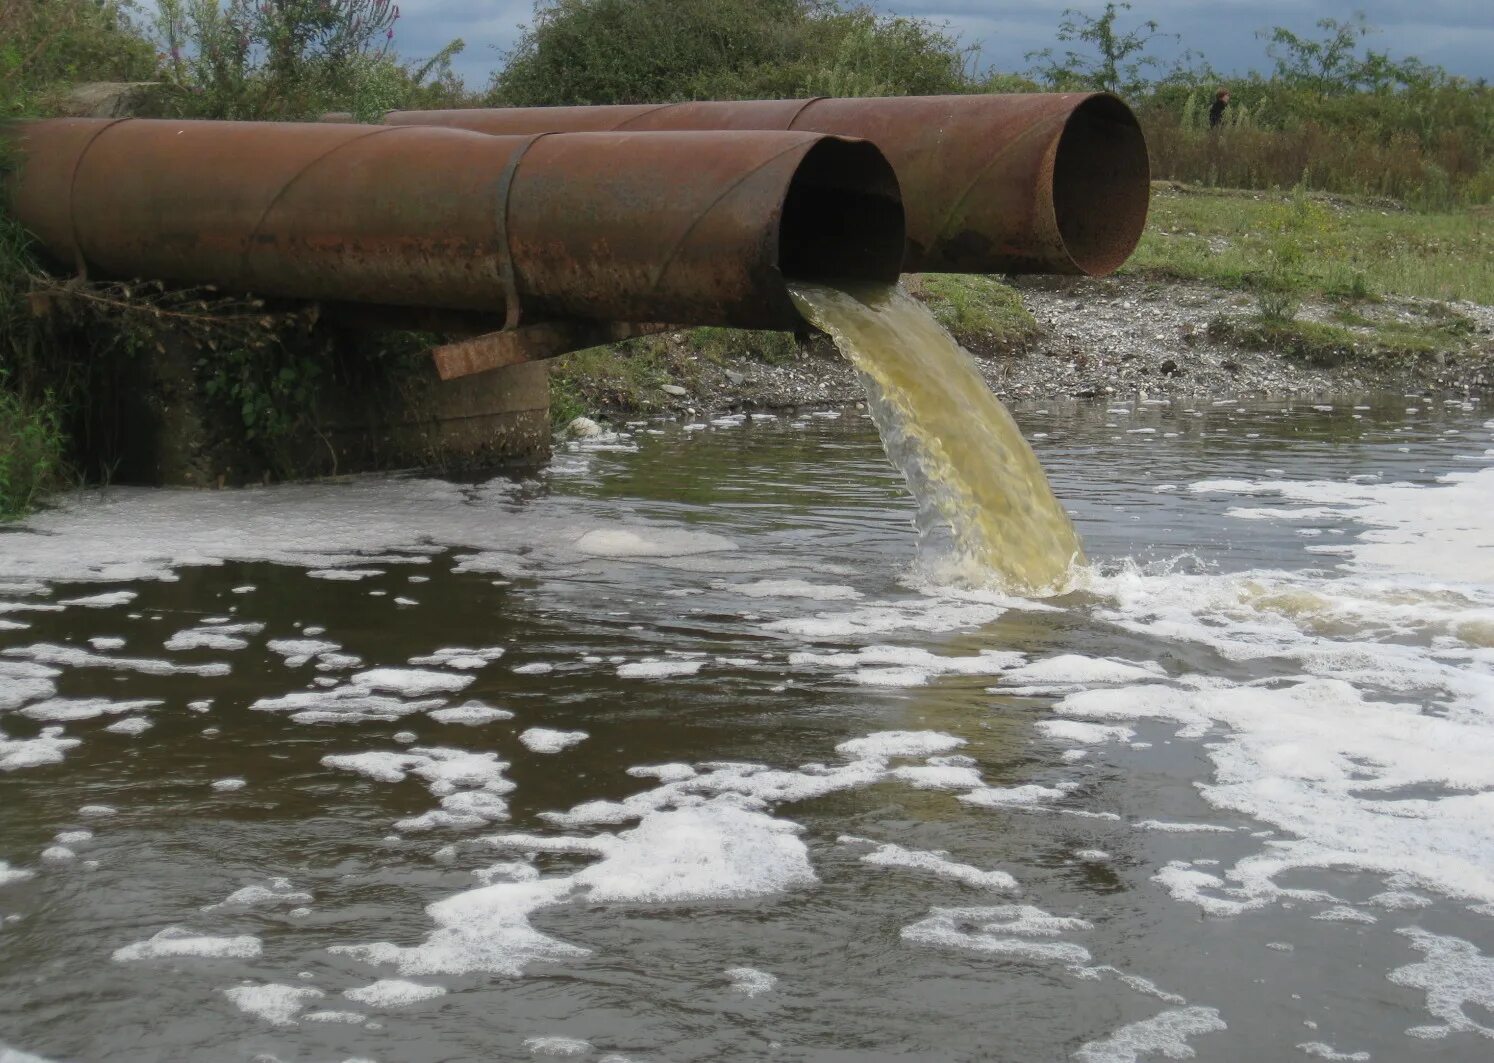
<box><xmin>1208</xmin><ymin>87</ymin><xmax>1230</xmax><ymax>129</ymax></box>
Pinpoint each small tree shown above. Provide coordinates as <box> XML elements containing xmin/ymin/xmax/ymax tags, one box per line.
<box><xmin>1025</xmin><ymin>2</ymin><xmax>1173</xmax><ymax>97</ymax></box>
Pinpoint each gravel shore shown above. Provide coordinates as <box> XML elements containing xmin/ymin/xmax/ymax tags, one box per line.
<box><xmin>620</xmin><ymin>275</ymin><xmax>1493</xmax><ymax>419</ymax></box>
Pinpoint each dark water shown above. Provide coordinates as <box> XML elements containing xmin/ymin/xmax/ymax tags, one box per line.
<box><xmin>1</xmin><ymin>395</ymin><xmax>1492</xmax><ymax>1062</ymax></box>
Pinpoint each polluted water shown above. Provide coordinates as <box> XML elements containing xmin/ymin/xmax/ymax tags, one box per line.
<box><xmin>2</xmin><ymin>332</ymin><xmax>1494</xmax><ymax>1057</ymax></box>
<box><xmin>790</xmin><ymin>279</ymin><xmax>1084</xmax><ymax>592</ymax></box>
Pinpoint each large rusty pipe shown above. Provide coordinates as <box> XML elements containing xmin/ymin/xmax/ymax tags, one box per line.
<box><xmin>5</xmin><ymin>118</ymin><xmax>904</xmax><ymax>329</ymax></box>
<box><xmin>376</xmin><ymin>94</ymin><xmax>1150</xmax><ymax>277</ymax></box>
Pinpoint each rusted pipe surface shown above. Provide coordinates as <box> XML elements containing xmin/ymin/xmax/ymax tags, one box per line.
<box><xmin>382</xmin><ymin>94</ymin><xmax>1150</xmax><ymax>276</ymax></box>
<box><xmin>6</xmin><ymin>119</ymin><xmax>903</xmax><ymax>330</ymax></box>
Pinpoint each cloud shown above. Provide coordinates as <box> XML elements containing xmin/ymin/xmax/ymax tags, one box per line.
<box><xmin>389</xmin><ymin>0</ymin><xmax>1492</xmax><ymax>88</ymax></box>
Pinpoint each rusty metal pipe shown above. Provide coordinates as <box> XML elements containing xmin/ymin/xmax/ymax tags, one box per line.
<box><xmin>377</xmin><ymin>94</ymin><xmax>1149</xmax><ymax>277</ymax></box>
<box><xmin>5</xmin><ymin>118</ymin><xmax>904</xmax><ymax>330</ymax></box>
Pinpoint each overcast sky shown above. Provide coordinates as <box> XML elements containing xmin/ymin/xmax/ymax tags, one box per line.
<box><xmin>390</xmin><ymin>1</ymin><xmax>1492</xmax><ymax>89</ymax></box>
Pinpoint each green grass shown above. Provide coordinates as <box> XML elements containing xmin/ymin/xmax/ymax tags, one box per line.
<box><xmin>908</xmin><ymin>274</ymin><xmax>1040</xmax><ymax>354</ymax></box>
<box><xmin>1209</xmin><ymin>310</ymin><xmax>1478</xmax><ymax>368</ymax></box>
<box><xmin>1128</xmin><ymin>184</ymin><xmax>1494</xmax><ymax>305</ymax></box>
<box><xmin>0</xmin><ymin>383</ymin><xmax>65</xmax><ymax>519</ymax></box>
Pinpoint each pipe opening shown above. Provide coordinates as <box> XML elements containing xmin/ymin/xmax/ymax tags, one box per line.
<box><xmin>1052</xmin><ymin>94</ymin><xmax>1150</xmax><ymax>276</ymax></box>
<box><xmin>778</xmin><ymin>137</ymin><xmax>905</xmax><ymax>283</ymax></box>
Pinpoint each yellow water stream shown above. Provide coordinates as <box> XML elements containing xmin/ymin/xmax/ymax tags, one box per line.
<box><xmin>789</xmin><ymin>279</ymin><xmax>1084</xmax><ymax>593</ymax></box>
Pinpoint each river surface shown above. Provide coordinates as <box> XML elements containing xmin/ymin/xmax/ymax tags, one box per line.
<box><xmin>1</xmin><ymin>394</ymin><xmax>1492</xmax><ymax>1062</ymax></box>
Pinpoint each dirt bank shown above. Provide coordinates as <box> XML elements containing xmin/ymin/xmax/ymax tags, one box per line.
<box><xmin>571</xmin><ymin>275</ymin><xmax>1493</xmax><ymax>423</ymax></box>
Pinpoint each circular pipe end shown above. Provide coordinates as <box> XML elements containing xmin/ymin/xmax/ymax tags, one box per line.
<box><xmin>1052</xmin><ymin>94</ymin><xmax>1150</xmax><ymax>276</ymax></box>
<box><xmin>778</xmin><ymin>136</ymin><xmax>905</xmax><ymax>284</ymax></box>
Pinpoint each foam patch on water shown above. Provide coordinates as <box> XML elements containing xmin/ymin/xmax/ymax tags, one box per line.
<box><xmin>0</xmin><ymin>861</ymin><xmax>34</xmax><ymax>887</ymax></box>
<box><xmin>519</xmin><ymin>729</ymin><xmax>588</xmax><ymax>754</ymax></box>
<box><xmin>902</xmin><ymin>905</ymin><xmax>1093</xmax><ymax>965</ymax></box>
<box><xmin>1194</xmin><ymin>467</ymin><xmax>1494</xmax><ymax>582</ymax></box>
<box><xmin>1296</xmin><ymin>1042</ymin><xmax>1370</xmax><ymax>1060</ymax></box>
<box><xmin>4</xmin><ymin>643</ymin><xmax>229</xmax><ymax>677</ymax></box>
<box><xmin>724</xmin><ymin>967</ymin><xmax>777</xmax><ymax>996</ymax></box>
<box><xmin>350</xmin><ymin>668</ymin><xmax>474</xmax><ymax>696</ymax></box>
<box><xmin>1387</xmin><ymin>928</ymin><xmax>1494</xmax><ymax>1040</ymax></box>
<box><xmin>60</xmin><ymin>591</ymin><xmax>136</xmax><ymax>608</ymax></box>
<box><xmin>409</xmin><ymin>647</ymin><xmax>507</xmax><ymax>670</ymax></box>
<box><xmin>0</xmin><ymin>660</ymin><xmax>57</xmax><ymax>711</ymax></box>
<box><xmin>165</xmin><ymin>622</ymin><xmax>262</xmax><ymax>652</ymax></box>
<box><xmin>616</xmin><ymin>659</ymin><xmax>701</xmax><ymax>679</ymax></box>
<box><xmin>0</xmin><ymin>727</ymin><xmax>79</xmax><ymax>772</ymax></box>
<box><xmin>573</xmin><ymin>528</ymin><xmax>737</xmax><ymax>558</ymax></box>
<box><xmin>113</xmin><ymin>927</ymin><xmax>261</xmax><ymax>962</ymax></box>
<box><xmin>789</xmin><ymin>645</ymin><xmax>1022</xmax><ymax>687</ymax></box>
<box><xmin>323</xmin><ymin>746</ymin><xmax>515</xmax><ymax>830</ymax></box>
<box><xmin>843</xmin><ymin>837</ymin><xmax>1016</xmax><ymax>890</ymax></box>
<box><xmin>726</xmin><ymin>580</ymin><xmax>862</xmax><ymax>600</ymax></box>
<box><xmin>765</xmin><ymin>597</ymin><xmax>1009</xmax><ymax>639</ymax></box>
<box><xmin>1051</xmin><ymin>673</ymin><xmax>1494</xmax><ymax>907</ymax></box>
<box><xmin>523</xmin><ymin>1037</ymin><xmax>593</xmax><ymax>1058</ymax></box>
<box><xmin>428</xmin><ymin>702</ymin><xmax>514</xmax><ymax>725</ymax></box>
<box><xmin>18</xmin><ymin>697</ymin><xmax>161</xmax><ymax>722</ymax></box>
<box><xmin>342</xmin><ymin>979</ymin><xmax>446</xmax><ymax>1007</ymax></box>
<box><xmin>224</xmin><ymin>983</ymin><xmax>323</xmax><ymax>1025</ymax></box>
<box><xmin>104</xmin><ymin>716</ymin><xmax>152</xmax><ymax>736</ymax></box>
<box><xmin>1073</xmin><ymin>1006</ymin><xmax>1227</xmax><ymax>1062</ymax></box>
<box><xmin>205</xmin><ymin>879</ymin><xmax>312</xmax><ymax>911</ymax></box>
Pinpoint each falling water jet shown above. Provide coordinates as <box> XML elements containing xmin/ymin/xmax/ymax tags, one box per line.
<box><xmin>789</xmin><ymin>280</ymin><xmax>1084</xmax><ymax>594</ymax></box>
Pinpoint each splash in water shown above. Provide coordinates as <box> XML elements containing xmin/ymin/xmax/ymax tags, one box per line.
<box><xmin>790</xmin><ymin>279</ymin><xmax>1084</xmax><ymax>593</ymax></box>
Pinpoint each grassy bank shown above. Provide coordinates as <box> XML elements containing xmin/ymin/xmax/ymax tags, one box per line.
<box><xmin>1129</xmin><ymin>184</ymin><xmax>1494</xmax><ymax>305</ymax></box>
<box><xmin>548</xmin><ymin>276</ymin><xmax>1040</xmax><ymax>422</ymax></box>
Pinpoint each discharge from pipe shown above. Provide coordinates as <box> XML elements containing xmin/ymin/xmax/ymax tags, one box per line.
<box><xmin>4</xmin><ymin>118</ymin><xmax>905</xmax><ymax>331</ymax></box>
<box><xmin>373</xmin><ymin>94</ymin><xmax>1150</xmax><ymax>277</ymax></box>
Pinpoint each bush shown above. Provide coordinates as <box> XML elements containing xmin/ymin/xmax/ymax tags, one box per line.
<box><xmin>490</xmin><ymin>0</ymin><xmax>972</xmax><ymax>105</ymax></box>
<box><xmin>0</xmin><ymin>377</ymin><xmax>66</xmax><ymax>520</ymax></box>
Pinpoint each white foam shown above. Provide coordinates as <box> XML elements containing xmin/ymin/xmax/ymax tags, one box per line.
<box><xmin>724</xmin><ymin>967</ymin><xmax>777</xmax><ymax>996</ymax></box>
<box><xmin>342</xmin><ymin>979</ymin><xmax>446</xmax><ymax>1007</ymax></box>
<box><xmin>54</xmin><ymin>830</ymin><xmax>92</xmax><ymax>845</ymax></box>
<box><xmin>902</xmin><ymin>905</ymin><xmax>1092</xmax><ymax>965</ymax></box>
<box><xmin>428</xmin><ymin>702</ymin><xmax>514</xmax><ymax>725</ymax></box>
<box><xmin>4</xmin><ymin>643</ymin><xmax>228</xmax><ymax>677</ymax></box>
<box><xmin>0</xmin><ymin>861</ymin><xmax>35</xmax><ymax>887</ymax></box>
<box><xmin>790</xmin><ymin>645</ymin><xmax>1022</xmax><ymax>686</ymax></box>
<box><xmin>959</xmin><ymin>784</ymin><xmax>1070</xmax><ymax>809</ymax></box>
<box><xmin>103</xmin><ymin>716</ymin><xmax>152</xmax><ymax>736</ymax></box>
<box><xmin>0</xmin><ymin>660</ymin><xmax>57</xmax><ymax>710</ymax></box>
<box><xmin>212</xmin><ymin>778</ymin><xmax>247</xmax><ymax>792</ymax></box>
<box><xmin>1037</xmin><ymin>720</ymin><xmax>1135</xmax><ymax>745</ymax></box>
<box><xmin>409</xmin><ymin>646</ymin><xmax>507</xmax><ymax>670</ymax></box>
<box><xmin>1296</xmin><ymin>1042</ymin><xmax>1370</xmax><ymax>1061</ymax></box>
<box><xmin>87</xmin><ymin>636</ymin><xmax>125</xmax><ymax>650</ymax></box>
<box><xmin>207</xmin><ymin>879</ymin><xmax>312</xmax><ymax>910</ymax></box>
<box><xmin>60</xmin><ymin>591</ymin><xmax>136</xmax><ymax>608</ymax></box>
<box><xmin>1135</xmin><ymin>820</ymin><xmax>1235</xmax><ymax>833</ymax></box>
<box><xmin>849</xmin><ymin>839</ymin><xmax>1017</xmax><ymax>890</ymax></box>
<box><xmin>18</xmin><ymin>697</ymin><xmax>161</xmax><ymax>722</ymax></box>
<box><xmin>165</xmin><ymin>623</ymin><xmax>261</xmax><ymax>651</ymax></box>
<box><xmin>573</xmin><ymin>528</ymin><xmax>736</xmax><ymax>558</ymax></box>
<box><xmin>113</xmin><ymin>927</ymin><xmax>261</xmax><ymax>962</ymax></box>
<box><xmin>1311</xmin><ymin>906</ymin><xmax>1377</xmax><ymax>924</ymax></box>
<box><xmin>78</xmin><ymin>804</ymin><xmax>115</xmax><ymax>817</ymax></box>
<box><xmin>307</xmin><ymin>568</ymin><xmax>383</xmax><ymax>580</ymax></box>
<box><xmin>0</xmin><ymin>726</ymin><xmax>80</xmax><ymax>772</ymax></box>
<box><xmin>1000</xmin><ymin>655</ymin><xmax>1166</xmax><ymax>689</ymax></box>
<box><xmin>523</xmin><ymin>1037</ymin><xmax>593</xmax><ymax>1058</ymax></box>
<box><xmin>519</xmin><ymin>729</ymin><xmax>589</xmax><ymax>754</ymax></box>
<box><xmin>1387</xmin><ymin>928</ymin><xmax>1494</xmax><ymax>1040</ymax></box>
<box><xmin>726</xmin><ymin>579</ymin><xmax>862</xmax><ymax>600</ymax></box>
<box><xmin>512</xmin><ymin>662</ymin><xmax>555</xmax><ymax>675</ymax></box>
<box><xmin>1073</xmin><ymin>1006</ymin><xmax>1227</xmax><ymax>1062</ymax></box>
<box><xmin>616</xmin><ymin>659</ymin><xmax>701</xmax><ymax>679</ymax></box>
<box><xmin>351</xmin><ymin>668</ymin><xmax>474</xmax><ymax>696</ymax></box>
<box><xmin>835</xmin><ymin>731</ymin><xmax>965</xmax><ymax>761</ymax></box>
<box><xmin>223</xmin><ymin>983</ymin><xmax>323</xmax><ymax>1025</ymax></box>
